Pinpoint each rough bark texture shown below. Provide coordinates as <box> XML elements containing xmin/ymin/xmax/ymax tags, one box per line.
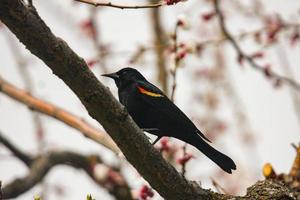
<box><xmin>0</xmin><ymin>1</ymin><xmax>298</xmax><ymax>199</ymax></box>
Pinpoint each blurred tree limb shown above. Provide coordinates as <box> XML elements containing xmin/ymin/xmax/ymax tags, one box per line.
<box><xmin>149</xmin><ymin>0</ymin><xmax>168</xmax><ymax>93</ymax></box>
<box><xmin>213</xmin><ymin>0</ymin><xmax>300</xmax><ymax>91</ymax></box>
<box><xmin>0</xmin><ymin>0</ymin><xmax>298</xmax><ymax>199</ymax></box>
<box><xmin>0</xmin><ymin>76</ymin><xmax>119</xmax><ymax>154</ymax></box>
<box><xmin>0</xmin><ymin>131</ymin><xmax>33</xmax><ymax>167</ymax></box>
<box><xmin>0</xmin><ymin>131</ymin><xmax>132</xmax><ymax>199</ymax></box>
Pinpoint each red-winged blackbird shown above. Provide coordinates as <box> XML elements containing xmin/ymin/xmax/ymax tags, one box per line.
<box><xmin>103</xmin><ymin>67</ymin><xmax>236</xmax><ymax>173</ymax></box>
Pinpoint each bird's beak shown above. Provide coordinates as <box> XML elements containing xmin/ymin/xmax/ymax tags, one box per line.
<box><xmin>102</xmin><ymin>72</ymin><xmax>119</xmax><ymax>80</ymax></box>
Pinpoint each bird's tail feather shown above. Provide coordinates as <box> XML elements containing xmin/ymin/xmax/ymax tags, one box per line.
<box><xmin>188</xmin><ymin>136</ymin><xmax>236</xmax><ymax>173</ymax></box>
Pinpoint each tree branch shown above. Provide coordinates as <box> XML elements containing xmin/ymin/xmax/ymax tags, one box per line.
<box><xmin>0</xmin><ymin>77</ymin><xmax>119</xmax><ymax>154</ymax></box>
<box><xmin>2</xmin><ymin>151</ymin><xmax>132</xmax><ymax>200</ymax></box>
<box><xmin>0</xmin><ymin>1</ymin><xmax>208</xmax><ymax>199</ymax></box>
<box><xmin>0</xmin><ymin>131</ymin><xmax>33</xmax><ymax>167</ymax></box>
<box><xmin>74</xmin><ymin>0</ymin><xmax>166</xmax><ymax>9</ymax></box>
<box><xmin>213</xmin><ymin>0</ymin><xmax>300</xmax><ymax>90</ymax></box>
<box><xmin>149</xmin><ymin>0</ymin><xmax>168</xmax><ymax>93</ymax></box>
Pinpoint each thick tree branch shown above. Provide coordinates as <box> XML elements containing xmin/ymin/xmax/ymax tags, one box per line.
<box><xmin>2</xmin><ymin>151</ymin><xmax>132</xmax><ymax>200</ymax></box>
<box><xmin>0</xmin><ymin>1</ymin><xmax>208</xmax><ymax>199</ymax></box>
<box><xmin>213</xmin><ymin>0</ymin><xmax>300</xmax><ymax>90</ymax></box>
<box><xmin>0</xmin><ymin>131</ymin><xmax>33</xmax><ymax>167</ymax></box>
<box><xmin>0</xmin><ymin>77</ymin><xmax>119</xmax><ymax>154</ymax></box>
<box><xmin>75</xmin><ymin>0</ymin><xmax>166</xmax><ymax>9</ymax></box>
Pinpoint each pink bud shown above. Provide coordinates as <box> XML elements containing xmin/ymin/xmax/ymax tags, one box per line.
<box><xmin>201</xmin><ymin>12</ymin><xmax>216</xmax><ymax>21</ymax></box>
<box><xmin>263</xmin><ymin>64</ymin><xmax>271</xmax><ymax>77</ymax></box>
<box><xmin>139</xmin><ymin>185</ymin><xmax>154</xmax><ymax>200</ymax></box>
<box><xmin>251</xmin><ymin>52</ymin><xmax>264</xmax><ymax>59</ymax></box>
<box><xmin>290</xmin><ymin>31</ymin><xmax>299</xmax><ymax>46</ymax></box>
<box><xmin>177</xmin><ymin>153</ymin><xmax>194</xmax><ymax>165</ymax></box>
<box><xmin>237</xmin><ymin>54</ymin><xmax>244</xmax><ymax>66</ymax></box>
<box><xmin>86</xmin><ymin>59</ymin><xmax>98</xmax><ymax>68</ymax></box>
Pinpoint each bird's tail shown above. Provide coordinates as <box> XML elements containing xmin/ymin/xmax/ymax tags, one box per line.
<box><xmin>187</xmin><ymin>136</ymin><xmax>236</xmax><ymax>173</ymax></box>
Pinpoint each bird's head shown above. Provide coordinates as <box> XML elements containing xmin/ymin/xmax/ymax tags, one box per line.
<box><xmin>102</xmin><ymin>67</ymin><xmax>146</xmax><ymax>88</ymax></box>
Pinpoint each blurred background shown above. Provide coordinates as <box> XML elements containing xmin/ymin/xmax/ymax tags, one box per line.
<box><xmin>0</xmin><ymin>0</ymin><xmax>300</xmax><ymax>199</ymax></box>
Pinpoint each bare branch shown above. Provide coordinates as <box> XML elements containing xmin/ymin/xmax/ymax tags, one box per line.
<box><xmin>213</xmin><ymin>0</ymin><xmax>300</xmax><ymax>90</ymax></box>
<box><xmin>170</xmin><ymin>23</ymin><xmax>180</xmax><ymax>101</ymax></box>
<box><xmin>89</xmin><ymin>8</ymin><xmax>108</xmax><ymax>73</ymax></box>
<box><xmin>75</xmin><ymin>0</ymin><xmax>166</xmax><ymax>9</ymax></box>
<box><xmin>211</xmin><ymin>178</ymin><xmax>228</xmax><ymax>194</ymax></box>
<box><xmin>196</xmin><ymin>23</ymin><xmax>300</xmax><ymax>50</ymax></box>
<box><xmin>0</xmin><ymin>77</ymin><xmax>119</xmax><ymax>154</ymax></box>
<box><xmin>2</xmin><ymin>151</ymin><xmax>132</xmax><ymax>200</ymax></box>
<box><xmin>149</xmin><ymin>1</ymin><xmax>168</xmax><ymax>93</ymax></box>
<box><xmin>0</xmin><ymin>131</ymin><xmax>33</xmax><ymax>167</ymax></box>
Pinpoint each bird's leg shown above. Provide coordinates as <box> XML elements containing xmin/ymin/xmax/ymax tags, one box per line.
<box><xmin>152</xmin><ymin>136</ymin><xmax>162</xmax><ymax>145</ymax></box>
<box><xmin>142</xmin><ymin>128</ymin><xmax>159</xmax><ymax>132</ymax></box>
<box><xmin>141</xmin><ymin>128</ymin><xmax>161</xmax><ymax>145</ymax></box>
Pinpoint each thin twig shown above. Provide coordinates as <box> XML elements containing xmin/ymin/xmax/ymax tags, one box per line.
<box><xmin>75</xmin><ymin>0</ymin><xmax>166</xmax><ymax>9</ymax></box>
<box><xmin>169</xmin><ymin>22</ymin><xmax>190</xmax><ymax>176</ymax></box>
<box><xmin>127</xmin><ymin>45</ymin><xmax>147</xmax><ymax>64</ymax></box>
<box><xmin>196</xmin><ymin>22</ymin><xmax>299</xmax><ymax>51</ymax></box>
<box><xmin>90</xmin><ymin>8</ymin><xmax>108</xmax><ymax>73</ymax></box>
<box><xmin>170</xmin><ymin>23</ymin><xmax>179</xmax><ymax>101</ymax></box>
<box><xmin>181</xmin><ymin>143</ymin><xmax>188</xmax><ymax>176</ymax></box>
<box><xmin>213</xmin><ymin>0</ymin><xmax>300</xmax><ymax>90</ymax></box>
<box><xmin>210</xmin><ymin>177</ymin><xmax>228</xmax><ymax>194</ymax></box>
<box><xmin>0</xmin><ymin>77</ymin><xmax>119</xmax><ymax>154</ymax></box>
<box><xmin>0</xmin><ymin>131</ymin><xmax>33</xmax><ymax>166</ymax></box>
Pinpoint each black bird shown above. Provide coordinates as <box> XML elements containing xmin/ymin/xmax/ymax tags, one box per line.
<box><xmin>103</xmin><ymin>67</ymin><xmax>236</xmax><ymax>173</ymax></box>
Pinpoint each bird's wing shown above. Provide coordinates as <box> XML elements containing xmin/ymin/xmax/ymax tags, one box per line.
<box><xmin>136</xmin><ymin>81</ymin><xmax>211</xmax><ymax>142</ymax></box>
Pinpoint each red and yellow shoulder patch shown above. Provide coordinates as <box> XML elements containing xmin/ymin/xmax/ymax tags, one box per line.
<box><xmin>138</xmin><ymin>86</ymin><xmax>163</xmax><ymax>97</ymax></box>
